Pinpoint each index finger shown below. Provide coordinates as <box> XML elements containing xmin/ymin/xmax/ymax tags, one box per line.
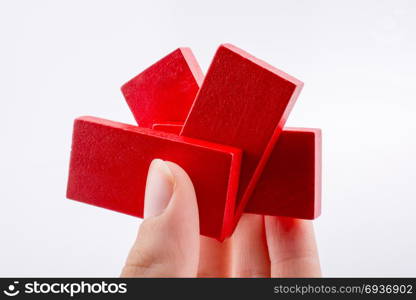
<box><xmin>265</xmin><ymin>216</ymin><xmax>321</xmax><ymax>277</ymax></box>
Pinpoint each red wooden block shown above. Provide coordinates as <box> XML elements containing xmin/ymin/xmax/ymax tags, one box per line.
<box><xmin>66</xmin><ymin>116</ymin><xmax>241</xmax><ymax>240</ymax></box>
<box><xmin>245</xmin><ymin>128</ymin><xmax>322</xmax><ymax>219</ymax></box>
<box><xmin>154</xmin><ymin>123</ymin><xmax>321</xmax><ymax>219</ymax></box>
<box><xmin>121</xmin><ymin>48</ymin><xmax>203</xmax><ymax>128</ymax></box>
<box><xmin>180</xmin><ymin>44</ymin><xmax>303</xmax><ymax>234</ymax></box>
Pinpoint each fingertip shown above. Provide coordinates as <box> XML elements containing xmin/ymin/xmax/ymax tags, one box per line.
<box><xmin>144</xmin><ymin>159</ymin><xmax>175</xmax><ymax>218</ymax></box>
<box><xmin>163</xmin><ymin>161</ymin><xmax>199</xmax><ymax>222</ymax></box>
<box><xmin>265</xmin><ymin>216</ymin><xmax>321</xmax><ymax>277</ymax></box>
<box><xmin>163</xmin><ymin>162</ymin><xmax>199</xmax><ymax>242</ymax></box>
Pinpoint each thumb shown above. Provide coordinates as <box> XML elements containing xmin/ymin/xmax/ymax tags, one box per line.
<box><xmin>121</xmin><ymin>159</ymin><xmax>200</xmax><ymax>277</ymax></box>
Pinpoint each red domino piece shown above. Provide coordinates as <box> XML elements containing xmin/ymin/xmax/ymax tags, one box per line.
<box><xmin>245</xmin><ymin>128</ymin><xmax>322</xmax><ymax>219</ymax></box>
<box><xmin>180</xmin><ymin>44</ymin><xmax>303</xmax><ymax>234</ymax></box>
<box><xmin>121</xmin><ymin>48</ymin><xmax>203</xmax><ymax>128</ymax></box>
<box><xmin>153</xmin><ymin>123</ymin><xmax>321</xmax><ymax>219</ymax></box>
<box><xmin>66</xmin><ymin>116</ymin><xmax>241</xmax><ymax>240</ymax></box>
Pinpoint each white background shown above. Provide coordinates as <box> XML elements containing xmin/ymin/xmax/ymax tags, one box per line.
<box><xmin>1</xmin><ymin>0</ymin><xmax>415</xmax><ymax>277</ymax></box>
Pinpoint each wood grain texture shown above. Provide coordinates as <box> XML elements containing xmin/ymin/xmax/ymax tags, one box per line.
<box><xmin>245</xmin><ymin>128</ymin><xmax>321</xmax><ymax>219</ymax></box>
<box><xmin>180</xmin><ymin>44</ymin><xmax>304</xmax><ymax>233</ymax></box>
<box><xmin>66</xmin><ymin>116</ymin><xmax>241</xmax><ymax>240</ymax></box>
<box><xmin>121</xmin><ymin>48</ymin><xmax>203</xmax><ymax>128</ymax></box>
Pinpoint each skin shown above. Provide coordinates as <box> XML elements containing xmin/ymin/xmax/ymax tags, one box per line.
<box><xmin>121</xmin><ymin>160</ymin><xmax>321</xmax><ymax>277</ymax></box>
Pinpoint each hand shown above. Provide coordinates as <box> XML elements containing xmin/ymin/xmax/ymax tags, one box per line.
<box><xmin>121</xmin><ymin>159</ymin><xmax>321</xmax><ymax>277</ymax></box>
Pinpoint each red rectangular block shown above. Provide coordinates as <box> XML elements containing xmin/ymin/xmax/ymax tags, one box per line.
<box><xmin>121</xmin><ymin>48</ymin><xmax>203</xmax><ymax>128</ymax></box>
<box><xmin>245</xmin><ymin>128</ymin><xmax>321</xmax><ymax>219</ymax></box>
<box><xmin>66</xmin><ymin>116</ymin><xmax>241</xmax><ymax>240</ymax></box>
<box><xmin>153</xmin><ymin>123</ymin><xmax>321</xmax><ymax>219</ymax></box>
<box><xmin>180</xmin><ymin>44</ymin><xmax>303</xmax><ymax>233</ymax></box>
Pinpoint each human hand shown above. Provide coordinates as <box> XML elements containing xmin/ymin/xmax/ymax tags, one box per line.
<box><xmin>121</xmin><ymin>159</ymin><xmax>321</xmax><ymax>277</ymax></box>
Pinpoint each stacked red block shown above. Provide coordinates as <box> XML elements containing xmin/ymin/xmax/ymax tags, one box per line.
<box><xmin>66</xmin><ymin>44</ymin><xmax>321</xmax><ymax>241</ymax></box>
